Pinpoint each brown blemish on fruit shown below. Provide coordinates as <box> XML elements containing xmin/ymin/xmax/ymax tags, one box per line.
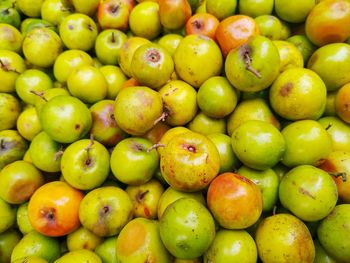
<box><xmin>136</xmin><ymin>190</ymin><xmax>149</xmax><ymax>203</ymax></box>
<box><xmin>318</xmin><ymin>159</ymin><xmax>337</xmax><ymax>172</ymax></box>
<box><xmin>280</xmin><ymin>82</ymin><xmax>293</xmax><ymax>97</ymax></box>
<box><xmin>192</xmin><ymin>20</ymin><xmax>203</xmax><ymax>30</ymax></box>
<box><xmin>40</xmin><ymin>207</ymin><xmax>56</xmax><ymax>223</ymax></box>
<box><xmin>146</xmin><ymin>49</ymin><xmax>161</xmax><ymax>63</ymax></box>
<box><xmin>240</xmin><ymin>45</ymin><xmax>262</xmax><ymax>78</ymax></box>
<box><xmin>75</xmin><ymin>124</ymin><xmax>80</xmax><ymax>130</ymax></box>
<box><xmin>298</xmin><ymin>187</ymin><xmax>316</xmax><ymax>199</ymax></box>
<box><xmin>9</xmin><ymin>181</ymin><xmax>36</xmax><ymax>203</ymax></box>
<box><xmin>110</xmin><ymin>3</ymin><xmax>120</xmax><ymax>14</ymax></box>
<box><xmin>117</xmin><ymin>222</ymin><xmax>146</xmax><ymax>256</ymax></box>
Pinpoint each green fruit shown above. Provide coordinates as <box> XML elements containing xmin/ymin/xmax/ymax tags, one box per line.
<box><xmin>0</xmin><ymin>4</ymin><xmax>21</xmax><ymax>28</ymax></box>
<box><xmin>238</xmin><ymin>166</ymin><xmax>279</xmax><ymax>212</ymax></box>
<box><xmin>67</xmin><ymin>227</ymin><xmax>103</xmax><ymax>251</ymax></box>
<box><xmin>11</xmin><ymin>231</ymin><xmax>60</xmax><ymax>262</ymax></box>
<box><xmin>157</xmin><ymin>33</ymin><xmax>183</xmax><ymax>56</ymax></box>
<box><xmin>159</xmin><ymin>198</ymin><xmax>216</xmax><ymax>259</ymax></box>
<box><xmin>188</xmin><ymin>111</ymin><xmax>226</xmax><ymax>135</ymax></box>
<box><xmin>318</xmin><ymin>204</ymin><xmax>350</xmax><ymax>262</ymax></box>
<box><xmin>55</xmin><ymin>249</ymin><xmax>102</xmax><ymax>263</ymax></box>
<box><xmin>287</xmin><ymin>34</ymin><xmax>317</xmax><ymax>64</ymax></box>
<box><xmin>12</xmin><ymin>256</ymin><xmax>48</xmax><ymax>263</ymax></box>
<box><xmin>197</xmin><ymin>76</ymin><xmax>238</xmax><ymax>118</ymax></box>
<box><xmin>314</xmin><ymin>239</ymin><xmax>337</xmax><ymax>263</ymax></box>
<box><xmin>275</xmin><ymin>0</ymin><xmax>315</xmax><ymax>23</ymax></box>
<box><xmin>231</xmin><ymin>120</ymin><xmax>285</xmax><ymax>170</ymax></box>
<box><xmin>255</xmin><ymin>15</ymin><xmax>282</xmax><ymax>40</ymax></box>
<box><xmin>39</xmin><ymin>95</ymin><xmax>92</xmax><ymax>144</ymax></box>
<box><xmin>225</xmin><ymin>35</ymin><xmax>280</xmax><ymax>92</ymax></box>
<box><xmin>279</xmin><ymin>165</ymin><xmax>338</xmax><ymax>221</ymax></box>
<box><xmin>0</xmin><ymin>130</ymin><xmax>28</xmax><ymax>170</ymax></box>
<box><xmin>20</xmin><ymin>18</ymin><xmax>57</xmax><ymax>37</ymax></box>
<box><xmin>94</xmin><ymin>236</ymin><xmax>117</xmax><ymax>263</ymax></box>
<box><xmin>0</xmin><ymin>23</ymin><xmax>22</xmax><ymax>52</ymax></box>
<box><xmin>0</xmin><ymin>197</ymin><xmax>16</xmax><ymax>233</ymax></box>
<box><xmin>256</xmin><ymin>213</ymin><xmax>315</xmax><ymax>263</ymax></box>
<box><xmin>174</xmin><ymin>34</ymin><xmax>223</xmax><ymax>88</ymax></box>
<box><xmin>273</xmin><ymin>40</ymin><xmax>304</xmax><ymax>73</ymax></box>
<box><xmin>269</xmin><ymin>68</ymin><xmax>327</xmax><ymax>120</ymax></box>
<box><xmin>116</xmin><ymin>218</ymin><xmax>172</xmax><ymax>263</ymax></box>
<box><xmin>204</xmin><ymin>229</ymin><xmax>257</xmax><ymax>263</ymax></box>
<box><xmin>16</xmin><ymin>202</ymin><xmax>34</xmax><ymax>235</ymax></box>
<box><xmin>206</xmin><ymin>0</ymin><xmax>237</xmax><ymax>20</ymax></box>
<box><xmin>16</xmin><ymin>106</ymin><xmax>42</xmax><ymax>141</ymax></box>
<box><xmin>0</xmin><ymin>93</ymin><xmax>21</xmax><ymax>131</ymax></box>
<box><xmin>238</xmin><ymin>0</ymin><xmax>274</xmax><ymax>18</ymax></box>
<box><xmin>0</xmin><ymin>229</ymin><xmax>21</xmax><ymax>263</ymax></box>
<box><xmin>318</xmin><ymin>116</ymin><xmax>350</xmax><ymax>151</ymax></box>
<box><xmin>308</xmin><ymin>43</ymin><xmax>350</xmax><ymax>91</ymax></box>
<box><xmin>16</xmin><ymin>0</ymin><xmax>44</xmax><ymax>17</ymax></box>
<box><xmin>131</xmin><ymin>43</ymin><xmax>174</xmax><ymax>89</ymax></box>
<box><xmin>281</xmin><ymin>120</ymin><xmax>332</xmax><ymax>167</ymax></box>
<box><xmin>40</xmin><ymin>0</ymin><xmax>74</xmax><ymax>26</ymax></box>
<box><xmin>99</xmin><ymin>65</ymin><xmax>127</xmax><ymax>100</ymax></box>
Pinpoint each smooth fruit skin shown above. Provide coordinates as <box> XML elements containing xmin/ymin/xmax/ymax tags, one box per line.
<box><xmin>318</xmin><ymin>116</ymin><xmax>350</xmax><ymax>151</ymax></box>
<box><xmin>0</xmin><ymin>160</ymin><xmax>44</xmax><ymax>204</ymax></box>
<box><xmin>79</xmin><ymin>186</ymin><xmax>133</xmax><ymax>237</ymax></box>
<box><xmin>185</xmin><ymin>13</ymin><xmax>219</xmax><ymax>40</ymax></box>
<box><xmin>317</xmin><ymin>204</ymin><xmax>350</xmax><ymax>262</ymax></box>
<box><xmin>206</xmin><ymin>0</ymin><xmax>237</xmax><ymax>21</ymax></box>
<box><xmin>231</xmin><ymin>120</ymin><xmax>285</xmax><ymax>170</ymax></box>
<box><xmin>94</xmin><ymin>236</ymin><xmax>117</xmax><ymax>263</ymax></box>
<box><xmin>17</xmin><ymin>106</ymin><xmax>42</xmax><ymax>141</ymax></box>
<box><xmin>306</xmin><ymin>0</ymin><xmax>350</xmax><ymax>46</ymax></box>
<box><xmin>188</xmin><ymin>111</ymin><xmax>226</xmax><ymax>135</ymax></box>
<box><xmin>17</xmin><ymin>202</ymin><xmax>34</xmax><ymax>235</ymax></box>
<box><xmin>204</xmin><ymin>229</ymin><xmax>257</xmax><ymax>263</ymax></box>
<box><xmin>225</xmin><ymin>35</ymin><xmax>280</xmax><ymax>92</ymax></box>
<box><xmin>61</xmin><ymin>139</ymin><xmax>110</xmax><ymax>190</ymax></box>
<box><xmin>116</xmin><ymin>217</ymin><xmax>173</xmax><ymax>263</ymax></box>
<box><xmin>0</xmin><ymin>23</ymin><xmax>22</xmax><ymax>53</ymax></box>
<box><xmin>279</xmin><ymin>165</ymin><xmax>338</xmax><ymax>221</ymax></box>
<box><xmin>215</xmin><ymin>15</ymin><xmax>260</xmax><ymax>57</ymax></box>
<box><xmin>173</xmin><ymin>34</ymin><xmax>223</xmax><ymax>88</ymax></box>
<box><xmin>11</xmin><ymin>231</ymin><xmax>60</xmax><ymax>262</ymax></box>
<box><xmin>273</xmin><ymin>40</ymin><xmax>304</xmax><ymax>72</ymax></box>
<box><xmin>281</xmin><ymin>120</ymin><xmax>333</xmax><ymax>167</ymax></box>
<box><xmin>39</xmin><ymin>95</ymin><xmax>92</xmax><ymax>144</ymax></box>
<box><xmin>207</xmin><ymin>172</ymin><xmax>263</xmax><ymax>229</ymax></box>
<box><xmin>160</xmin><ymin>131</ymin><xmax>220</xmax><ymax>192</ymax></box>
<box><xmin>159</xmin><ymin>198</ymin><xmax>216</xmax><ymax>259</ymax></box>
<box><xmin>0</xmin><ymin>229</ymin><xmax>21</xmax><ymax>263</ymax></box>
<box><xmin>100</xmin><ymin>65</ymin><xmax>127</xmax><ymax>100</ymax></box>
<box><xmin>308</xmin><ymin>43</ymin><xmax>350</xmax><ymax>91</ymax></box>
<box><xmin>314</xmin><ymin>239</ymin><xmax>337</xmax><ymax>263</ymax></box>
<box><xmin>270</xmin><ymin>68</ymin><xmax>327</xmax><ymax>120</ymax></box>
<box><xmin>335</xmin><ymin>82</ymin><xmax>350</xmax><ymax>124</ymax></box>
<box><xmin>0</xmin><ymin>130</ymin><xmax>28</xmax><ymax>170</ymax></box>
<box><xmin>40</xmin><ymin>0</ymin><xmax>74</xmax><ymax>26</ymax></box>
<box><xmin>28</xmin><ymin>181</ymin><xmax>84</xmax><ymax>237</ymax></box>
<box><xmin>66</xmin><ymin>227</ymin><xmax>103</xmax><ymax>251</ymax></box>
<box><xmin>238</xmin><ymin>0</ymin><xmax>274</xmax><ymax>18</ymax></box>
<box><xmin>0</xmin><ymin>93</ymin><xmax>21</xmax><ymax>131</ymax></box>
<box><xmin>0</xmin><ymin>197</ymin><xmax>16</xmax><ymax>233</ymax></box>
<box><xmin>255</xmin><ymin>15</ymin><xmax>282</xmax><ymax>40</ymax></box>
<box><xmin>255</xmin><ymin>213</ymin><xmax>315</xmax><ymax>263</ymax></box>
<box><xmin>54</xmin><ymin>249</ymin><xmax>102</xmax><ymax>263</ymax></box>
<box><xmin>159</xmin><ymin>0</ymin><xmax>192</xmax><ymax>30</ymax></box>
<box><xmin>16</xmin><ymin>0</ymin><xmax>44</xmax><ymax>17</ymax></box>
<box><xmin>114</xmin><ymin>86</ymin><xmax>163</xmax><ymax>136</ymax></box>
<box><xmin>287</xmin><ymin>34</ymin><xmax>317</xmax><ymax>64</ymax></box>
<box><xmin>275</xmin><ymin>0</ymin><xmax>315</xmax><ymax>23</ymax></box>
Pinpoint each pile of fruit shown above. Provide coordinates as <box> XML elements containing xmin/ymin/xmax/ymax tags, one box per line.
<box><xmin>1</xmin><ymin>0</ymin><xmax>350</xmax><ymax>262</ymax></box>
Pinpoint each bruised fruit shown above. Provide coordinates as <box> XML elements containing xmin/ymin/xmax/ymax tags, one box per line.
<box><xmin>269</xmin><ymin>68</ymin><xmax>327</xmax><ymax>120</ymax></box>
<box><xmin>114</xmin><ymin>86</ymin><xmax>163</xmax><ymax>136</ymax></box>
<box><xmin>225</xmin><ymin>35</ymin><xmax>280</xmax><ymax>92</ymax></box>
<box><xmin>173</xmin><ymin>34</ymin><xmax>223</xmax><ymax>88</ymax></box>
<box><xmin>159</xmin><ymin>198</ymin><xmax>215</xmax><ymax>259</ymax></box>
<box><xmin>255</xmin><ymin>213</ymin><xmax>315</xmax><ymax>263</ymax></box>
<box><xmin>207</xmin><ymin>172</ymin><xmax>263</xmax><ymax>229</ymax></box>
<box><xmin>160</xmin><ymin>131</ymin><xmax>220</xmax><ymax>192</ymax></box>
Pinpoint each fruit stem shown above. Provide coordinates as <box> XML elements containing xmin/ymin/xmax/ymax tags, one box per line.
<box><xmin>111</xmin><ymin>32</ymin><xmax>116</xmax><ymax>43</ymax></box>
<box><xmin>30</xmin><ymin>90</ymin><xmax>48</xmax><ymax>102</ymax></box>
<box><xmin>242</xmin><ymin>48</ymin><xmax>262</xmax><ymax>78</ymax></box>
<box><xmin>153</xmin><ymin>111</ymin><xmax>169</xmax><ymax>126</ymax></box>
<box><xmin>136</xmin><ymin>190</ymin><xmax>149</xmax><ymax>202</ymax></box>
<box><xmin>54</xmin><ymin>145</ymin><xmax>64</xmax><ymax>161</ymax></box>
<box><xmin>329</xmin><ymin>172</ymin><xmax>347</xmax><ymax>182</ymax></box>
<box><xmin>84</xmin><ymin>134</ymin><xmax>94</xmax><ymax>164</ymax></box>
<box><xmin>146</xmin><ymin>143</ymin><xmax>165</xmax><ymax>152</ymax></box>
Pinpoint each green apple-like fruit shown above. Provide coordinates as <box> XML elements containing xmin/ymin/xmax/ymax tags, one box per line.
<box><xmin>66</xmin><ymin>226</ymin><xmax>103</xmax><ymax>252</ymax></box>
<box><xmin>39</xmin><ymin>95</ymin><xmax>92</xmax><ymax>144</ymax></box>
<box><xmin>0</xmin><ymin>23</ymin><xmax>22</xmax><ymax>52</ymax></box>
<box><xmin>0</xmin><ymin>197</ymin><xmax>16</xmax><ymax>233</ymax></box>
<box><xmin>0</xmin><ymin>130</ymin><xmax>28</xmax><ymax>170</ymax></box>
<box><xmin>54</xmin><ymin>249</ymin><xmax>102</xmax><ymax>263</ymax></box>
<box><xmin>159</xmin><ymin>198</ymin><xmax>216</xmax><ymax>259</ymax></box>
<box><xmin>79</xmin><ymin>186</ymin><xmax>133</xmax><ymax>237</ymax></box>
<box><xmin>158</xmin><ymin>33</ymin><xmax>183</xmax><ymax>56</ymax></box>
<box><xmin>238</xmin><ymin>0</ymin><xmax>274</xmax><ymax>18</ymax></box>
<box><xmin>273</xmin><ymin>40</ymin><xmax>304</xmax><ymax>73</ymax></box>
<box><xmin>61</xmin><ymin>138</ymin><xmax>110</xmax><ymax>190</ymax></box>
<box><xmin>0</xmin><ymin>160</ymin><xmax>44</xmax><ymax>204</ymax></box>
<box><xmin>16</xmin><ymin>0</ymin><xmax>44</xmax><ymax>17</ymax></box>
<box><xmin>255</xmin><ymin>15</ymin><xmax>282</xmax><ymax>40</ymax></box>
<box><xmin>0</xmin><ymin>93</ymin><xmax>21</xmax><ymax>131</ymax></box>
<box><xmin>206</xmin><ymin>0</ymin><xmax>236</xmax><ymax>20</ymax></box>
<box><xmin>188</xmin><ymin>111</ymin><xmax>226</xmax><ymax>135</ymax></box>
<box><xmin>318</xmin><ymin>116</ymin><xmax>350</xmax><ymax>151</ymax></box>
<box><xmin>94</xmin><ymin>236</ymin><xmax>117</xmax><ymax>263</ymax></box>
<box><xmin>275</xmin><ymin>0</ymin><xmax>315</xmax><ymax>23</ymax></box>
<box><xmin>99</xmin><ymin>65</ymin><xmax>127</xmax><ymax>100</ymax></box>
<box><xmin>59</xmin><ymin>13</ymin><xmax>98</xmax><ymax>51</ymax></box>
<box><xmin>116</xmin><ymin>217</ymin><xmax>173</xmax><ymax>263</ymax></box>
<box><xmin>16</xmin><ymin>202</ymin><xmax>34</xmax><ymax>235</ymax></box>
<box><xmin>0</xmin><ymin>3</ymin><xmax>21</xmax><ymax>28</ymax></box>
<box><xmin>22</xmin><ymin>27</ymin><xmax>62</xmax><ymax>68</ymax></box>
<box><xmin>71</xmin><ymin>0</ymin><xmax>99</xmax><ymax>16</ymax></box>
<box><xmin>225</xmin><ymin>35</ymin><xmax>280</xmax><ymax>92</ymax></box>
<box><xmin>97</xmin><ymin>0</ymin><xmax>130</xmax><ymax>32</ymax></box>
<box><xmin>40</xmin><ymin>0</ymin><xmax>73</xmax><ymax>26</ymax></box>
<box><xmin>0</xmin><ymin>229</ymin><xmax>21</xmax><ymax>263</ymax></box>
<box><xmin>110</xmin><ymin>137</ymin><xmax>159</xmax><ymax>185</ymax></box>
<box><xmin>16</xmin><ymin>106</ymin><xmax>42</xmax><ymax>141</ymax></box>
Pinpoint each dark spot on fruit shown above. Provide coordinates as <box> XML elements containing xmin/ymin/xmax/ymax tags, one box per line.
<box><xmin>192</xmin><ymin>20</ymin><xmax>203</xmax><ymax>30</ymax></box>
<box><xmin>344</xmin><ymin>102</ymin><xmax>350</xmax><ymax>111</ymax></box>
<box><xmin>87</xmin><ymin>24</ymin><xmax>94</xmax><ymax>31</ymax></box>
<box><xmin>298</xmin><ymin>187</ymin><xmax>316</xmax><ymax>199</ymax></box>
<box><xmin>322</xmin><ymin>34</ymin><xmax>343</xmax><ymax>44</ymax></box>
<box><xmin>84</xmin><ymin>157</ymin><xmax>93</xmax><ymax>167</ymax></box>
<box><xmin>280</xmin><ymin>82</ymin><xmax>293</xmax><ymax>97</ymax></box>
<box><xmin>146</xmin><ymin>49</ymin><xmax>161</xmax><ymax>63</ymax></box>
<box><xmin>132</xmin><ymin>143</ymin><xmax>144</xmax><ymax>152</ymax></box>
<box><xmin>110</xmin><ymin>3</ymin><xmax>120</xmax><ymax>14</ymax></box>
<box><xmin>40</xmin><ymin>207</ymin><xmax>56</xmax><ymax>222</ymax></box>
<box><xmin>184</xmin><ymin>144</ymin><xmax>196</xmax><ymax>153</ymax></box>
<box><xmin>75</xmin><ymin>124</ymin><xmax>80</xmax><ymax>130</ymax></box>
<box><xmin>0</xmin><ymin>139</ymin><xmax>6</xmax><ymax>150</ymax></box>
<box><xmin>83</xmin><ymin>242</ymin><xmax>88</xmax><ymax>249</ymax></box>
<box><xmin>68</xmin><ymin>24</ymin><xmax>74</xmax><ymax>30</ymax></box>
<box><xmin>100</xmin><ymin>205</ymin><xmax>111</xmax><ymax>216</ymax></box>
<box><xmin>318</xmin><ymin>159</ymin><xmax>337</xmax><ymax>172</ymax></box>
<box><xmin>325</xmin><ymin>123</ymin><xmax>333</xmax><ymax>130</ymax></box>
<box><xmin>136</xmin><ymin>190</ymin><xmax>149</xmax><ymax>203</ymax></box>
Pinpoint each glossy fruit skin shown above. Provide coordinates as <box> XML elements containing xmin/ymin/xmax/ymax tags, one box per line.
<box><xmin>225</xmin><ymin>35</ymin><xmax>280</xmax><ymax>92</ymax></box>
<box><xmin>28</xmin><ymin>181</ymin><xmax>84</xmax><ymax>237</ymax></box>
<box><xmin>54</xmin><ymin>249</ymin><xmax>102</xmax><ymax>263</ymax></box>
<box><xmin>0</xmin><ymin>23</ymin><xmax>22</xmax><ymax>52</ymax></box>
<box><xmin>318</xmin><ymin>204</ymin><xmax>350</xmax><ymax>262</ymax></box>
<box><xmin>16</xmin><ymin>106</ymin><xmax>42</xmax><ymax>141</ymax></box>
<box><xmin>11</xmin><ymin>231</ymin><xmax>60</xmax><ymax>262</ymax></box>
<box><xmin>94</xmin><ymin>236</ymin><xmax>117</xmax><ymax>263</ymax></box>
<box><xmin>0</xmin><ymin>160</ymin><xmax>44</xmax><ymax>204</ymax></box>
<box><xmin>318</xmin><ymin>151</ymin><xmax>350</xmax><ymax>203</ymax></box>
<box><xmin>110</xmin><ymin>137</ymin><xmax>159</xmax><ymax>185</ymax></box>
<box><xmin>270</xmin><ymin>68</ymin><xmax>327</xmax><ymax>120</ymax></box>
<box><xmin>0</xmin><ymin>93</ymin><xmax>21</xmax><ymax>131</ymax></box>
<box><xmin>287</xmin><ymin>34</ymin><xmax>317</xmax><ymax>64</ymax></box>
<box><xmin>0</xmin><ymin>197</ymin><xmax>16</xmax><ymax>233</ymax></box>
<box><xmin>160</xmin><ymin>131</ymin><xmax>220</xmax><ymax>192</ymax></box>
<box><xmin>204</xmin><ymin>229</ymin><xmax>257</xmax><ymax>263</ymax></box>
<box><xmin>39</xmin><ymin>95</ymin><xmax>92</xmax><ymax>144</ymax></box>
<box><xmin>255</xmin><ymin>15</ymin><xmax>282</xmax><ymax>40</ymax></box>
<box><xmin>173</xmin><ymin>34</ymin><xmax>223</xmax><ymax>88</ymax></box>
<box><xmin>61</xmin><ymin>139</ymin><xmax>110</xmax><ymax>190</ymax></box>
<box><xmin>0</xmin><ymin>229</ymin><xmax>21</xmax><ymax>263</ymax></box>
<box><xmin>185</xmin><ymin>13</ymin><xmax>219</xmax><ymax>40</ymax></box>
<box><xmin>280</xmin><ymin>165</ymin><xmax>338</xmax><ymax>221</ymax></box>
<box><xmin>306</xmin><ymin>0</ymin><xmax>350</xmax><ymax>46</ymax></box>
<box><xmin>275</xmin><ymin>0</ymin><xmax>315</xmax><ymax>23</ymax></box>
<box><xmin>318</xmin><ymin>116</ymin><xmax>350</xmax><ymax>151</ymax></box>
<box><xmin>66</xmin><ymin>226</ymin><xmax>103</xmax><ymax>251</ymax></box>
<box><xmin>159</xmin><ymin>0</ymin><xmax>192</xmax><ymax>30</ymax></box>
<box><xmin>207</xmin><ymin>172</ymin><xmax>263</xmax><ymax>229</ymax></box>
<box><xmin>100</xmin><ymin>65</ymin><xmax>127</xmax><ymax>100</ymax></box>
<box><xmin>308</xmin><ymin>43</ymin><xmax>350</xmax><ymax>91</ymax></box>
<box><xmin>231</xmin><ymin>120</ymin><xmax>285</xmax><ymax>170</ymax></box>
<box><xmin>114</xmin><ymin>86</ymin><xmax>163</xmax><ymax>136</ymax></box>
<box><xmin>238</xmin><ymin>0</ymin><xmax>274</xmax><ymax>18</ymax></box>
<box><xmin>314</xmin><ymin>239</ymin><xmax>337</xmax><ymax>263</ymax></box>
<box><xmin>256</xmin><ymin>213</ymin><xmax>315</xmax><ymax>263</ymax></box>
<box><xmin>273</xmin><ymin>40</ymin><xmax>304</xmax><ymax>72</ymax></box>
<box><xmin>216</xmin><ymin>15</ymin><xmax>259</xmax><ymax>57</ymax></box>
<box><xmin>206</xmin><ymin>0</ymin><xmax>237</xmax><ymax>21</ymax></box>
<box><xmin>17</xmin><ymin>202</ymin><xmax>34</xmax><ymax>235</ymax></box>
<box><xmin>79</xmin><ymin>186</ymin><xmax>133</xmax><ymax>237</ymax></box>
<box><xmin>335</xmin><ymin>82</ymin><xmax>350</xmax><ymax>124</ymax></box>
<box><xmin>0</xmin><ymin>130</ymin><xmax>28</xmax><ymax>170</ymax></box>
<box><xmin>188</xmin><ymin>111</ymin><xmax>226</xmax><ymax>135</ymax></box>
<box><xmin>159</xmin><ymin>198</ymin><xmax>216</xmax><ymax>259</ymax></box>
<box><xmin>281</xmin><ymin>120</ymin><xmax>333</xmax><ymax>167</ymax></box>
<box><xmin>40</xmin><ymin>0</ymin><xmax>73</xmax><ymax>26</ymax></box>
